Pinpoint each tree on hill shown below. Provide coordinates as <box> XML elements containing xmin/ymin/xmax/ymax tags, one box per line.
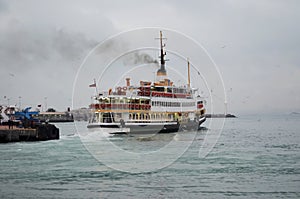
<box><xmin>46</xmin><ymin>108</ymin><xmax>56</xmax><ymax>112</ymax></box>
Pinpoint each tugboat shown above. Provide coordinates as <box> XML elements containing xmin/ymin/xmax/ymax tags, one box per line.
<box><xmin>88</xmin><ymin>31</ymin><xmax>206</xmax><ymax>134</ymax></box>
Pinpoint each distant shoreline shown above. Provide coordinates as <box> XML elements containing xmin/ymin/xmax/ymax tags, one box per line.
<box><xmin>205</xmin><ymin>113</ymin><xmax>237</xmax><ymax>118</ymax></box>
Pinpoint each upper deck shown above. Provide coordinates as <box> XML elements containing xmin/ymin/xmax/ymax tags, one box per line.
<box><xmin>89</xmin><ymin>31</ymin><xmax>205</xmax><ymax>114</ymax></box>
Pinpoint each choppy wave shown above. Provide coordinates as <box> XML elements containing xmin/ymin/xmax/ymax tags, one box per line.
<box><xmin>0</xmin><ymin>116</ymin><xmax>299</xmax><ymax>198</ymax></box>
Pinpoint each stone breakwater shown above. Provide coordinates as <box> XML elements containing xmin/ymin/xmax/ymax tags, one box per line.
<box><xmin>0</xmin><ymin>124</ymin><xmax>59</xmax><ymax>143</ymax></box>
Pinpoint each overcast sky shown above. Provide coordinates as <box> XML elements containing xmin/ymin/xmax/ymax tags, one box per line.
<box><xmin>0</xmin><ymin>0</ymin><xmax>299</xmax><ymax>114</ymax></box>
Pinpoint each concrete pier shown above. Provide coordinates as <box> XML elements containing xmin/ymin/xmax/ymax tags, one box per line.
<box><xmin>0</xmin><ymin>124</ymin><xmax>59</xmax><ymax>143</ymax></box>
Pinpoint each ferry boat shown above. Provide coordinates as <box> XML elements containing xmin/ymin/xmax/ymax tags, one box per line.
<box><xmin>88</xmin><ymin>31</ymin><xmax>206</xmax><ymax>134</ymax></box>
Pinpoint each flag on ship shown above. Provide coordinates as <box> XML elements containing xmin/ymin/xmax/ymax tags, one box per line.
<box><xmin>89</xmin><ymin>79</ymin><xmax>97</xmax><ymax>87</ymax></box>
<box><xmin>89</xmin><ymin>83</ymin><xmax>96</xmax><ymax>87</ymax></box>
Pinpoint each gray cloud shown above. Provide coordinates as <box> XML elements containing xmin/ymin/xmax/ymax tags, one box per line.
<box><xmin>0</xmin><ymin>0</ymin><xmax>299</xmax><ymax>114</ymax></box>
<box><xmin>0</xmin><ymin>20</ymin><xmax>97</xmax><ymax>71</ymax></box>
<box><xmin>52</xmin><ymin>29</ymin><xmax>97</xmax><ymax>61</ymax></box>
<box><xmin>0</xmin><ymin>1</ymin><xmax>116</xmax><ymax>110</ymax></box>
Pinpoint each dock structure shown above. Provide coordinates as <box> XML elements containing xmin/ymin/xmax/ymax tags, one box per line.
<box><xmin>0</xmin><ymin>124</ymin><xmax>59</xmax><ymax>143</ymax></box>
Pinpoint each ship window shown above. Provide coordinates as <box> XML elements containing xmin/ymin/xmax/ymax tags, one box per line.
<box><xmin>103</xmin><ymin>113</ymin><xmax>112</xmax><ymax>123</ymax></box>
<box><xmin>115</xmin><ymin>113</ymin><xmax>121</xmax><ymax>120</ymax></box>
<box><xmin>155</xmin><ymin>87</ymin><xmax>164</xmax><ymax>92</ymax></box>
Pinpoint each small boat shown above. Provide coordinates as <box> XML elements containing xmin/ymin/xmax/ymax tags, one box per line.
<box><xmin>87</xmin><ymin>31</ymin><xmax>206</xmax><ymax>134</ymax></box>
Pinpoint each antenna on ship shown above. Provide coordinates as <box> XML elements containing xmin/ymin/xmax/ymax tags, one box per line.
<box><xmin>156</xmin><ymin>31</ymin><xmax>167</xmax><ymax>77</ymax></box>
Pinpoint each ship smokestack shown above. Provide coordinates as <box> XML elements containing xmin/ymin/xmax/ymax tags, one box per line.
<box><xmin>126</xmin><ymin>78</ymin><xmax>130</xmax><ymax>86</ymax></box>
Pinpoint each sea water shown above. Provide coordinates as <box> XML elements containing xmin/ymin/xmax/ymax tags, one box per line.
<box><xmin>0</xmin><ymin>114</ymin><xmax>299</xmax><ymax>198</ymax></box>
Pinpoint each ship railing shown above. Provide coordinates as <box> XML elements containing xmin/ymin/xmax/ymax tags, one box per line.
<box><xmin>91</xmin><ymin>103</ymin><xmax>151</xmax><ymax>110</ymax></box>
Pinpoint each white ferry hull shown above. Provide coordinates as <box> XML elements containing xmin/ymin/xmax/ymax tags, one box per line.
<box><xmin>87</xmin><ymin>122</ymin><xmax>180</xmax><ymax>135</ymax></box>
<box><xmin>87</xmin><ymin>117</ymin><xmax>205</xmax><ymax>135</ymax></box>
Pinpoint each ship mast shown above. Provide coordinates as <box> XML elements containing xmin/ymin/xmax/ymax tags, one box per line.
<box><xmin>156</xmin><ymin>31</ymin><xmax>167</xmax><ymax>77</ymax></box>
<box><xmin>160</xmin><ymin>31</ymin><xmax>165</xmax><ymax>66</ymax></box>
